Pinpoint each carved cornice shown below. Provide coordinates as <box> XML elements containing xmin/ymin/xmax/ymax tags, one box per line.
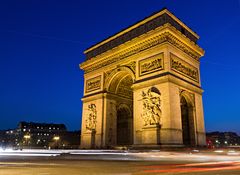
<box><xmin>84</xmin><ymin>9</ymin><xmax>199</xmax><ymax>58</ymax></box>
<box><xmin>80</xmin><ymin>25</ymin><xmax>204</xmax><ymax>73</ymax></box>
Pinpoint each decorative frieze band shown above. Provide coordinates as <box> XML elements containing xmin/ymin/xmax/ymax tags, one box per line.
<box><xmin>85</xmin><ymin>75</ymin><xmax>101</xmax><ymax>93</ymax></box>
<box><xmin>170</xmin><ymin>54</ymin><xmax>199</xmax><ymax>82</ymax></box>
<box><xmin>139</xmin><ymin>53</ymin><xmax>164</xmax><ymax>76</ymax></box>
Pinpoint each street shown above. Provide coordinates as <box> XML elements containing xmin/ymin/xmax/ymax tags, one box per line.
<box><xmin>1</xmin><ymin>149</ymin><xmax>240</xmax><ymax>174</ymax></box>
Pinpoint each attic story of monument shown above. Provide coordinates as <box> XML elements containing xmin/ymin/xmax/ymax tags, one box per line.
<box><xmin>79</xmin><ymin>8</ymin><xmax>206</xmax><ymax>148</ymax></box>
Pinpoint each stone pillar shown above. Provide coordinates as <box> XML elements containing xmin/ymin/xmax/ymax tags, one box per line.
<box><xmin>142</xmin><ymin>125</ymin><xmax>160</xmax><ymax>145</ymax></box>
<box><xmin>80</xmin><ymin>94</ymin><xmax>105</xmax><ymax>149</ymax></box>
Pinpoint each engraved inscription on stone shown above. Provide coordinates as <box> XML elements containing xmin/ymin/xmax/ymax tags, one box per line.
<box><xmin>139</xmin><ymin>53</ymin><xmax>164</xmax><ymax>76</ymax></box>
<box><xmin>170</xmin><ymin>54</ymin><xmax>199</xmax><ymax>82</ymax></box>
<box><xmin>86</xmin><ymin>76</ymin><xmax>101</xmax><ymax>93</ymax></box>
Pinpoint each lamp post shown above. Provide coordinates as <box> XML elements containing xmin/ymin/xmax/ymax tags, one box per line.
<box><xmin>53</xmin><ymin>136</ymin><xmax>60</xmax><ymax>149</ymax></box>
<box><xmin>24</xmin><ymin>134</ymin><xmax>31</xmax><ymax>148</ymax></box>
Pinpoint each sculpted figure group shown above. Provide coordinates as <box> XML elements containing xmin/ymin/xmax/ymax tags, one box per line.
<box><xmin>86</xmin><ymin>104</ymin><xmax>97</xmax><ymax>131</ymax></box>
<box><xmin>141</xmin><ymin>88</ymin><xmax>162</xmax><ymax>126</ymax></box>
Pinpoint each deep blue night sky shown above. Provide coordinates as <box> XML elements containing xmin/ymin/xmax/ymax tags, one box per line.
<box><xmin>0</xmin><ymin>0</ymin><xmax>240</xmax><ymax>132</ymax></box>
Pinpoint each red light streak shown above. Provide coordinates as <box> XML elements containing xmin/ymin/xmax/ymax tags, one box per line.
<box><xmin>142</xmin><ymin>161</ymin><xmax>240</xmax><ymax>173</ymax></box>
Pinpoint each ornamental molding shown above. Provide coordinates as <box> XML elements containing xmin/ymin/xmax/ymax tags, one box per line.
<box><xmin>81</xmin><ymin>24</ymin><xmax>203</xmax><ymax>74</ymax></box>
<box><xmin>84</xmin><ymin>10</ymin><xmax>200</xmax><ymax>59</ymax></box>
<box><xmin>124</xmin><ymin>61</ymin><xmax>136</xmax><ymax>73</ymax></box>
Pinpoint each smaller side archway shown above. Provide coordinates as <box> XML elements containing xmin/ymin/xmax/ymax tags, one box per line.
<box><xmin>180</xmin><ymin>91</ymin><xmax>196</xmax><ymax>146</ymax></box>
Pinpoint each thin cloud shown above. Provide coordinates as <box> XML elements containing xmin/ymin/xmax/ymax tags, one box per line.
<box><xmin>1</xmin><ymin>29</ymin><xmax>91</xmax><ymax>45</ymax></box>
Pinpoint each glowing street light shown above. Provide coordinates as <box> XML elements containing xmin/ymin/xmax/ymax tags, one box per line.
<box><xmin>53</xmin><ymin>136</ymin><xmax>60</xmax><ymax>149</ymax></box>
<box><xmin>53</xmin><ymin>136</ymin><xmax>60</xmax><ymax>141</ymax></box>
<box><xmin>24</xmin><ymin>134</ymin><xmax>31</xmax><ymax>147</ymax></box>
<box><xmin>24</xmin><ymin>135</ymin><xmax>31</xmax><ymax>139</ymax></box>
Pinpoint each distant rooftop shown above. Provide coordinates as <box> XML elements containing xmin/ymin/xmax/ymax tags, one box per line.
<box><xmin>84</xmin><ymin>8</ymin><xmax>199</xmax><ymax>60</ymax></box>
<box><xmin>18</xmin><ymin>121</ymin><xmax>67</xmax><ymax>130</ymax></box>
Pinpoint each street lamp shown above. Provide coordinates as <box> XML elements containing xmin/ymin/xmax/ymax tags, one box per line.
<box><xmin>24</xmin><ymin>134</ymin><xmax>31</xmax><ymax>148</ymax></box>
<box><xmin>53</xmin><ymin>136</ymin><xmax>60</xmax><ymax>141</ymax></box>
<box><xmin>53</xmin><ymin>136</ymin><xmax>60</xmax><ymax>149</ymax></box>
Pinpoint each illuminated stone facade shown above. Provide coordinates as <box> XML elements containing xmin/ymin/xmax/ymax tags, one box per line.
<box><xmin>79</xmin><ymin>9</ymin><xmax>206</xmax><ymax>148</ymax></box>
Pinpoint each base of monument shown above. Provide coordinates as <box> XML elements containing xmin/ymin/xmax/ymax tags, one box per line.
<box><xmin>131</xmin><ymin>143</ymin><xmax>185</xmax><ymax>150</ymax></box>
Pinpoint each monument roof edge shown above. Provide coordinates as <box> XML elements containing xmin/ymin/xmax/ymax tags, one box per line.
<box><xmin>84</xmin><ymin>8</ymin><xmax>199</xmax><ymax>55</ymax></box>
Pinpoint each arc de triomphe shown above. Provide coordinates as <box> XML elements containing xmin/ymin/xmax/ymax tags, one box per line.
<box><xmin>79</xmin><ymin>9</ymin><xmax>206</xmax><ymax>148</ymax></box>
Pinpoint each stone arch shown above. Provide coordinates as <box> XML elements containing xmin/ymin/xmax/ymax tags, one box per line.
<box><xmin>105</xmin><ymin>67</ymin><xmax>135</xmax><ymax>146</ymax></box>
<box><xmin>149</xmin><ymin>86</ymin><xmax>161</xmax><ymax>95</ymax></box>
<box><xmin>180</xmin><ymin>90</ymin><xmax>195</xmax><ymax>108</ymax></box>
<box><xmin>117</xmin><ymin>103</ymin><xmax>132</xmax><ymax>115</ymax></box>
<box><xmin>80</xmin><ymin>9</ymin><xmax>206</xmax><ymax>149</ymax></box>
<box><xmin>105</xmin><ymin>66</ymin><xmax>135</xmax><ymax>92</ymax></box>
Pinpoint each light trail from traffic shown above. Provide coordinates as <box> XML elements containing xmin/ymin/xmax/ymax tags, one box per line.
<box><xmin>142</xmin><ymin>161</ymin><xmax>240</xmax><ymax>173</ymax></box>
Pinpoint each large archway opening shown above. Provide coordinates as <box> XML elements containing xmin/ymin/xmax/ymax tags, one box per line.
<box><xmin>108</xmin><ymin>69</ymin><xmax>134</xmax><ymax>146</ymax></box>
<box><xmin>180</xmin><ymin>96</ymin><xmax>195</xmax><ymax>146</ymax></box>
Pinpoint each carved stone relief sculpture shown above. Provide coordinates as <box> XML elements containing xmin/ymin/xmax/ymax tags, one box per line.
<box><xmin>86</xmin><ymin>104</ymin><xmax>97</xmax><ymax>131</ymax></box>
<box><xmin>141</xmin><ymin>87</ymin><xmax>162</xmax><ymax>127</ymax></box>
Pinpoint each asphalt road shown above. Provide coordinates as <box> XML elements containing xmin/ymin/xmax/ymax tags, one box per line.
<box><xmin>1</xmin><ymin>149</ymin><xmax>240</xmax><ymax>175</ymax></box>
